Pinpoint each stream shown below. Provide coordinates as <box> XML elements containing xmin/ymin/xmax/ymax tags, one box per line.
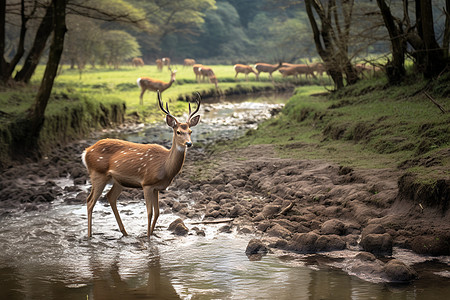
<box><xmin>1</xmin><ymin>92</ymin><xmax>449</xmax><ymax>299</ymax></box>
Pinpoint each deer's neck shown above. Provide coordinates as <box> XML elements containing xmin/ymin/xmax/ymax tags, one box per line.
<box><xmin>162</xmin><ymin>79</ymin><xmax>174</xmax><ymax>91</ymax></box>
<box><xmin>165</xmin><ymin>142</ymin><xmax>186</xmax><ymax>179</ymax></box>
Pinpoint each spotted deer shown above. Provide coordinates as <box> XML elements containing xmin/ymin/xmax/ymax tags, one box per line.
<box><xmin>82</xmin><ymin>91</ymin><xmax>201</xmax><ymax>238</ymax></box>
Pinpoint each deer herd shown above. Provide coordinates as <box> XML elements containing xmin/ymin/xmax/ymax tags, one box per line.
<box><xmin>132</xmin><ymin>57</ymin><xmax>382</xmax><ymax>105</ymax></box>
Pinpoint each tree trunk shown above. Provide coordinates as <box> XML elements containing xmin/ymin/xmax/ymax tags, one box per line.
<box><xmin>376</xmin><ymin>0</ymin><xmax>406</xmax><ymax>84</ymax></box>
<box><xmin>0</xmin><ymin>0</ymin><xmax>6</xmax><ymax>82</ymax></box>
<box><xmin>305</xmin><ymin>0</ymin><xmax>345</xmax><ymax>89</ymax></box>
<box><xmin>11</xmin><ymin>0</ymin><xmax>67</xmax><ymax>160</ymax></box>
<box><xmin>443</xmin><ymin>0</ymin><xmax>450</xmax><ymax>60</ymax></box>
<box><xmin>1</xmin><ymin>0</ymin><xmax>28</xmax><ymax>84</ymax></box>
<box><xmin>418</xmin><ymin>0</ymin><xmax>446</xmax><ymax>78</ymax></box>
<box><xmin>14</xmin><ymin>2</ymin><xmax>55</xmax><ymax>83</ymax></box>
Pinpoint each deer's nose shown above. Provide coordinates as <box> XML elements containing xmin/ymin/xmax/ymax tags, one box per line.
<box><xmin>186</xmin><ymin>142</ymin><xmax>193</xmax><ymax>148</ymax></box>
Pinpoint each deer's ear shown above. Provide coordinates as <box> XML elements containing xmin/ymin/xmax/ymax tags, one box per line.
<box><xmin>188</xmin><ymin>115</ymin><xmax>200</xmax><ymax>127</ymax></box>
<box><xmin>166</xmin><ymin>115</ymin><xmax>178</xmax><ymax>128</ymax></box>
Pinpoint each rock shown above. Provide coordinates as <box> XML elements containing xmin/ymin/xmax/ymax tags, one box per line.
<box><xmin>288</xmin><ymin>232</ymin><xmax>319</xmax><ymax>254</ymax></box>
<box><xmin>360</xmin><ymin>233</ymin><xmax>393</xmax><ymax>256</ymax></box>
<box><xmin>229</xmin><ymin>179</ymin><xmax>246</xmax><ymax>187</ymax></box>
<box><xmin>346</xmin><ymin>252</ymin><xmax>385</xmax><ymax>280</ymax></box>
<box><xmin>219</xmin><ymin>225</ymin><xmax>232</xmax><ymax>233</ymax></box>
<box><xmin>229</xmin><ymin>204</ymin><xmax>246</xmax><ymax>218</ymax></box>
<box><xmin>315</xmin><ymin>234</ymin><xmax>346</xmax><ymax>252</ymax></box>
<box><xmin>256</xmin><ymin>220</ymin><xmax>271</xmax><ymax>232</ymax></box>
<box><xmin>168</xmin><ymin>218</ymin><xmax>189</xmax><ymax>236</ymax></box>
<box><xmin>266</xmin><ymin>224</ymin><xmax>291</xmax><ymax>239</ymax></box>
<box><xmin>410</xmin><ymin>235</ymin><xmax>450</xmax><ymax>256</ymax></box>
<box><xmin>320</xmin><ymin>219</ymin><xmax>346</xmax><ymax>235</ymax></box>
<box><xmin>361</xmin><ymin>224</ymin><xmax>386</xmax><ymax>238</ymax></box>
<box><xmin>383</xmin><ymin>260</ymin><xmax>417</xmax><ymax>282</ymax></box>
<box><xmin>261</xmin><ymin>204</ymin><xmax>281</xmax><ymax>218</ymax></box>
<box><xmin>245</xmin><ymin>239</ymin><xmax>268</xmax><ymax>255</ymax></box>
<box><xmin>354</xmin><ymin>252</ymin><xmax>377</xmax><ymax>262</ymax></box>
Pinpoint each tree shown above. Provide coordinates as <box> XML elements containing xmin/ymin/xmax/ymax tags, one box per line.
<box><xmin>376</xmin><ymin>0</ymin><xmax>449</xmax><ymax>83</ymax></box>
<box><xmin>132</xmin><ymin>0</ymin><xmax>215</xmax><ymax>59</ymax></box>
<box><xmin>248</xmin><ymin>11</ymin><xmax>313</xmax><ymax>62</ymax></box>
<box><xmin>63</xmin><ymin>15</ymin><xmax>107</xmax><ymax>70</ymax></box>
<box><xmin>11</xmin><ymin>0</ymin><xmax>67</xmax><ymax>159</ymax></box>
<box><xmin>1</xmin><ymin>0</ymin><xmax>42</xmax><ymax>84</ymax></box>
<box><xmin>1</xmin><ymin>0</ymin><xmax>148</xmax><ymax>85</ymax></box>
<box><xmin>305</xmin><ymin>0</ymin><xmax>359</xmax><ymax>89</ymax></box>
<box><xmin>103</xmin><ymin>30</ymin><xmax>141</xmax><ymax>69</ymax></box>
<box><xmin>14</xmin><ymin>1</ymin><xmax>56</xmax><ymax>83</ymax></box>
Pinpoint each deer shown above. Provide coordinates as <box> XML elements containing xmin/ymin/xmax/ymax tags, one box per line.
<box><xmin>193</xmin><ymin>64</ymin><xmax>203</xmax><ymax>82</ymax></box>
<box><xmin>162</xmin><ymin>57</ymin><xmax>171</xmax><ymax>69</ymax></box>
<box><xmin>199</xmin><ymin>66</ymin><xmax>219</xmax><ymax>90</ymax></box>
<box><xmin>278</xmin><ymin>66</ymin><xmax>299</xmax><ymax>79</ymax></box>
<box><xmin>82</xmin><ymin>91</ymin><xmax>201</xmax><ymax>238</ymax></box>
<box><xmin>137</xmin><ymin>68</ymin><xmax>177</xmax><ymax>105</ymax></box>
<box><xmin>156</xmin><ymin>59</ymin><xmax>163</xmax><ymax>71</ymax></box>
<box><xmin>184</xmin><ymin>58</ymin><xmax>196</xmax><ymax>67</ymax></box>
<box><xmin>234</xmin><ymin>64</ymin><xmax>257</xmax><ymax>81</ymax></box>
<box><xmin>254</xmin><ymin>62</ymin><xmax>283</xmax><ymax>81</ymax></box>
<box><xmin>132</xmin><ymin>57</ymin><xmax>144</xmax><ymax>67</ymax></box>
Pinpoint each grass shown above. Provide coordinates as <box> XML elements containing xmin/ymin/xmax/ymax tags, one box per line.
<box><xmin>27</xmin><ymin>64</ymin><xmax>323</xmax><ymax>123</ymax></box>
<box><xmin>228</xmin><ymin>73</ymin><xmax>450</xmax><ymax>184</ymax></box>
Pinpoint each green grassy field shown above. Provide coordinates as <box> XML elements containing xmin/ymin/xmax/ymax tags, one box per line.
<box><xmin>25</xmin><ymin>64</ymin><xmax>320</xmax><ymax>122</ymax></box>
<box><xmin>228</xmin><ymin>74</ymin><xmax>450</xmax><ymax>183</ymax></box>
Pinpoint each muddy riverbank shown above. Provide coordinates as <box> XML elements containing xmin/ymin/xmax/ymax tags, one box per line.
<box><xmin>0</xmin><ymin>93</ymin><xmax>449</xmax><ymax>288</ymax></box>
<box><xmin>1</xmin><ymin>131</ymin><xmax>449</xmax><ymax>282</ymax></box>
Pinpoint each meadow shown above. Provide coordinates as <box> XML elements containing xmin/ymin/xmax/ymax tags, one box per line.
<box><xmin>25</xmin><ymin>63</ymin><xmax>324</xmax><ymax>122</ymax></box>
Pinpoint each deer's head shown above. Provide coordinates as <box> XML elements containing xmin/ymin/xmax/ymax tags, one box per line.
<box><xmin>158</xmin><ymin>91</ymin><xmax>200</xmax><ymax>149</ymax></box>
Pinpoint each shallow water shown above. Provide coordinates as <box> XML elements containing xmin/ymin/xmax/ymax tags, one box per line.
<box><xmin>1</xmin><ymin>93</ymin><xmax>449</xmax><ymax>299</ymax></box>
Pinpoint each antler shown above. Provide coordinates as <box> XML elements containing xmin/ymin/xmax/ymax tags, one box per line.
<box><xmin>187</xmin><ymin>92</ymin><xmax>201</xmax><ymax>122</ymax></box>
<box><xmin>157</xmin><ymin>90</ymin><xmax>174</xmax><ymax>118</ymax></box>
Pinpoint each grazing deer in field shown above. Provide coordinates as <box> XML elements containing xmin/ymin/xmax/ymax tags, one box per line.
<box><xmin>310</xmin><ymin>62</ymin><xmax>326</xmax><ymax>77</ymax></box>
<box><xmin>254</xmin><ymin>62</ymin><xmax>283</xmax><ymax>81</ymax></box>
<box><xmin>234</xmin><ymin>64</ymin><xmax>257</xmax><ymax>81</ymax></box>
<box><xmin>132</xmin><ymin>57</ymin><xmax>144</xmax><ymax>67</ymax></box>
<box><xmin>82</xmin><ymin>91</ymin><xmax>201</xmax><ymax>238</ymax></box>
<box><xmin>156</xmin><ymin>59</ymin><xmax>163</xmax><ymax>71</ymax></box>
<box><xmin>131</xmin><ymin>57</ymin><xmax>144</xmax><ymax>67</ymax></box>
<box><xmin>278</xmin><ymin>66</ymin><xmax>299</xmax><ymax>79</ymax></box>
<box><xmin>184</xmin><ymin>58</ymin><xmax>196</xmax><ymax>67</ymax></box>
<box><xmin>162</xmin><ymin>57</ymin><xmax>171</xmax><ymax>69</ymax></box>
<box><xmin>193</xmin><ymin>64</ymin><xmax>203</xmax><ymax>82</ymax></box>
<box><xmin>137</xmin><ymin>68</ymin><xmax>177</xmax><ymax>105</ymax></box>
<box><xmin>199</xmin><ymin>66</ymin><xmax>219</xmax><ymax>90</ymax></box>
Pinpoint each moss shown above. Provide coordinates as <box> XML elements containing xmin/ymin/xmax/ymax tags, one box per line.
<box><xmin>0</xmin><ymin>93</ymin><xmax>125</xmax><ymax>168</ymax></box>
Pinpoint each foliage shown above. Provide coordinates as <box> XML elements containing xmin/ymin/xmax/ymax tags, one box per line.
<box><xmin>103</xmin><ymin>30</ymin><xmax>141</xmax><ymax>69</ymax></box>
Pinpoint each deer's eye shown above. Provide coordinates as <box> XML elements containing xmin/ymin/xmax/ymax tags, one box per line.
<box><xmin>176</xmin><ymin>130</ymin><xmax>181</xmax><ymax>135</ymax></box>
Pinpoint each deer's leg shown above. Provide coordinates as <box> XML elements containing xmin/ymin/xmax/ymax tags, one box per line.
<box><xmin>106</xmin><ymin>182</ymin><xmax>127</xmax><ymax>236</ymax></box>
<box><xmin>86</xmin><ymin>172</ymin><xmax>108</xmax><ymax>237</ymax></box>
<box><xmin>139</xmin><ymin>88</ymin><xmax>145</xmax><ymax>105</ymax></box>
<box><xmin>143</xmin><ymin>186</ymin><xmax>159</xmax><ymax>237</ymax></box>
